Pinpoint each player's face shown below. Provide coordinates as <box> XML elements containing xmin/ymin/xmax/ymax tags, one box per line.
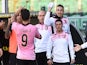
<box><xmin>16</xmin><ymin>13</ymin><xmax>22</xmax><ymax>23</ymax></box>
<box><xmin>55</xmin><ymin>21</ymin><xmax>63</xmax><ymax>32</ymax></box>
<box><xmin>56</xmin><ymin>6</ymin><xmax>64</xmax><ymax>17</ymax></box>
<box><xmin>38</xmin><ymin>11</ymin><xmax>45</xmax><ymax>24</ymax></box>
<box><xmin>0</xmin><ymin>21</ymin><xmax>5</xmax><ymax>29</ymax></box>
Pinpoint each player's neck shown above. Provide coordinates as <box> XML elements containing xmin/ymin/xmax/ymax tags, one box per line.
<box><xmin>56</xmin><ymin>15</ymin><xmax>63</xmax><ymax>18</ymax></box>
<box><xmin>39</xmin><ymin>22</ymin><xmax>44</xmax><ymax>25</ymax></box>
<box><xmin>22</xmin><ymin>20</ymin><xmax>30</xmax><ymax>25</ymax></box>
<box><xmin>56</xmin><ymin>30</ymin><xmax>63</xmax><ymax>34</ymax></box>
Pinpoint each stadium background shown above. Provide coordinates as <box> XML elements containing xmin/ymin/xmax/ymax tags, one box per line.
<box><xmin>0</xmin><ymin>0</ymin><xmax>87</xmax><ymax>36</ymax></box>
<box><xmin>0</xmin><ymin>0</ymin><xmax>87</xmax><ymax>65</ymax></box>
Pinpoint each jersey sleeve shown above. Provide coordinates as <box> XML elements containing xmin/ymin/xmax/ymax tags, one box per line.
<box><xmin>81</xmin><ymin>42</ymin><xmax>87</xmax><ymax>49</ymax></box>
<box><xmin>66</xmin><ymin>18</ymin><xmax>71</xmax><ymax>34</ymax></box>
<box><xmin>48</xmin><ymin>26</ymin><xmax>52</xmax><ymax>37</ymax></box>
<box><xmin>67</xmin><ymin>34</ymin><xmax>75</xmax><ymax>60</ymax></box>
<box><xmin>44</xmin><ymin>11</ymin><xmax>54</xmax><ymax>26</ymax></box>
<box><xmin>46</xmin><ymin>36</ymin><xmax>53</xmax><ymax>59</ymax></box>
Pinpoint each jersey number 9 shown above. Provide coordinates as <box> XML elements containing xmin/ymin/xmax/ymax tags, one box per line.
<box><xmin>22</xmin><ymin>34</ymin><xmax>27</xmax><ymax>46</ymax></box>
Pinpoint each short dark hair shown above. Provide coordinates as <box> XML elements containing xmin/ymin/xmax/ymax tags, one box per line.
<box><xmin>21</xmin><ymin>9</ymin><xmax>30</xmax><ymax>21</ymax></box>
<box><xmin>55</xmin><ymin>19</ymin><xmax>63</xmax><ymax>24</ymax></box>
<box><xmin>57</xmin><ymin>4</ymin><xmax>64</xmax><ymax>9</ymax></box>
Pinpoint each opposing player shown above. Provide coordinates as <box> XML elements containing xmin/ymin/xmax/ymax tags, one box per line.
<box><xmin>0</xmin><ymin>20</ymin><xmax>9</xmax><ymax>65</ymax></box>
<box><xmin>0</xmin><ymin>21</ymin><xmax>4</xmax><ymax>65</ymax></box>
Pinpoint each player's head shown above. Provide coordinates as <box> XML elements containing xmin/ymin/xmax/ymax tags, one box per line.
<box><xmin>56</xmin><ymin>4</ymin><xmax>64</xmax><ymax>17</ymax></box>
<box><xmin>38</xmin><ymin>10</ymin><xmax>46</xmax><ymax>24</ymax></box>
<box><xmin>16</xmin><ymin>13</ymin><xmax>22</xmax><ymax>23</ymax></box>
<box><xmin>55</xmin><ymin>19</ymin><xmax>63</xmax><ymax>32</ymax></box>
<box><xmin>21</xmin><ymin>9</ymin><xmax>30</xmax><ymax>21</ymax></box>
<box><xmin>0</xmin><ymin>20</ymin><xmax>5</xmax><ymax>29</ymax></box>
<box><xmin>16</xmin><ymin>7</ymin><xmax>25</xmax><ymax>23</ymax></box>
<box><xmin>11</xmin><ymin>7</ymin><xmax>25</xmax><ymax>23</ymax></box>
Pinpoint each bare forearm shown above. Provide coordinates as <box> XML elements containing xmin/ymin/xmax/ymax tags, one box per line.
<box><xmin>5</xmin><ymin>24</ymin><xmax>11</xmax><ymax>39</ymax></box>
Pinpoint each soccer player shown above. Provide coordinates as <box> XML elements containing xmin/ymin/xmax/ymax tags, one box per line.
<box><xmin>0</xmin><ymin>20</ymin><xmax>9</xmax><ymax>65</ymax></box>
<box><xmin>74</xmin><ymin>43</ymin><xmax>87</xmax><ymax>52</ymax></box>
<box><xmin>34</xmin><ymin>10</ymin><xmax>52</xmax><ymax>65</ymax></box>
<box><xmin>47</xmin><ymin>19</ymin><xmax>75</xmax><ymax>65</ymax></box>
<box><xmin>5</xmin><ymin>7</ymin><xmax>23</xmax><ymax>65</ymax></box>
<box><xmin>44</xmin><ymin>3</ymin><xmax>70</xmax><ymax>34</ymax></box>
<box><xmin>7</xmin><ymin>8</ymin><xmax>41</xmax><ymax>65</ymax></box>
<box><xmin>0</xmin><ymin>21</ymin><xmax>4</xmax><ymax>65</ymax></box>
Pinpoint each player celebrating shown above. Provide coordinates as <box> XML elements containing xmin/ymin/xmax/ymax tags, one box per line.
<box><xmin>6</xmin><ymin>8</ymin><xmax>41</xmax><ymax>65</ymax></box>
<box><xmin>44</xmin><ymin>3</ymin><xmax>70</xmax><ymax>34</ymax></box>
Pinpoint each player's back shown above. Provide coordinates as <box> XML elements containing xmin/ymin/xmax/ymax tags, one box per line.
<box><xmin>13</xmin><ymin>23</ymin><xmax>38</xmax><ymax>60</ymax></box>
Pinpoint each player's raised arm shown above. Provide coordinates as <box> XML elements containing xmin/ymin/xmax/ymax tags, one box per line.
<box><xmin>44</xmin><ymin>2</ymin><xmax>54</xmax><ymax>26</ymax></box>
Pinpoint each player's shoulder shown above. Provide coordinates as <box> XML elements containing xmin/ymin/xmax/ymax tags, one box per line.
<box><xmin>64</xmin><ymin>32</ymin><xmax>71</xmax><ymax>37</ymax></box>
<box><xmin>12</xmin><ymin>22</ymin><xmax>19</xmax><ymax>28</ymax></box>
<box><xmin>35</xmin><ymin>24</ymin><xmax>40</xmax><ymax>28</ymax></box>
<box><xmin>29</xmin><ymin>24</ymin><xmax>37</xmax><ymax>29</ymax></box>
<box><xmin>62</xmin><ymin>17</ymin><xmax>69</xmax><ymax>24</ymax></box>
<box><xmin>51</xmin><ymin>17</ymin><xmax>56</xmax><ymax>21</ymax></box>
<box><xmin>12</xmin><ymin>22</ymin><xmax>20</xmax><ymax>26</ymax></box>
<box><xmin>62</xmin><ymin>17</ymin><xmax>69</xmax><ymax>20</ymax></box>
<box><xmin>35</xmin><ymin>24</ymin><xmax>40</xmax><ymax>26</ymax></box>
<box><xmin>12</xmin><ymin>22</ymin><xmax>16</xmax><ymax>25</ymax></box>
<box><xmin>48</xmin><ymin>16</ymin><xmax>56</xmax><ymax>21</ymax></box>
